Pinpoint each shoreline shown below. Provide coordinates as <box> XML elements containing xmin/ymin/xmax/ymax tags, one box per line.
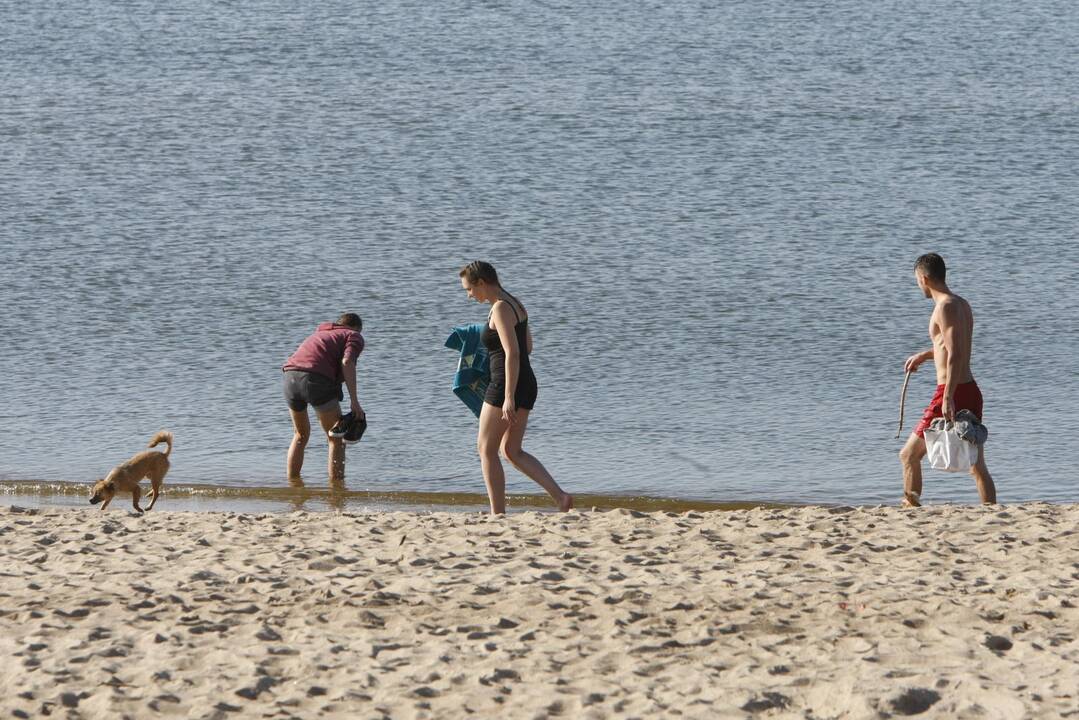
<box><xmin>0</xmin><ymin>479</ymin><xmax>789</xmax><ymax>514</ymax></box>
<box><xmin>2</xmin><ymin>503</ymin><xmax>1076</xmax><ymax>718</ymax></box>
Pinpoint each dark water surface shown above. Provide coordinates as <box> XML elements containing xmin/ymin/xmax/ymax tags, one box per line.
<box><xmin>2</xmin><ymin>0</ymin><xmax>1077</xmax><ymax>510</ymax></box>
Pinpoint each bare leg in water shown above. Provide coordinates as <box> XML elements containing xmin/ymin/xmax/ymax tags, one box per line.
<box><xmin>315</xmin><ymin>405</ymin><xmax>345</xmax><ymax>487</ymax></box>
<box><xmin>287</xmin><ymin>409</ymin><xmax>311</xmax><ymax>484</ymax></box>
<box><xmin>287</xmin><ymin>405</ymin><xmax>344</xmax><ymax>487</ymax></box>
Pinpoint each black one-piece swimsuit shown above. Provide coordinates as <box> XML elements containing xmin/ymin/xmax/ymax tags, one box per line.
<box><xmin>481</xmin><ymin>297</ymin><xmax>539</xmax><ymax>410</ymax></box>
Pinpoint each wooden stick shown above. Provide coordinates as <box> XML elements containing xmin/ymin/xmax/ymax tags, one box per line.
<box><xmin>895</xmin><ymin>370</ymin><xmax>912</xmax><ymax>439</ymax></box>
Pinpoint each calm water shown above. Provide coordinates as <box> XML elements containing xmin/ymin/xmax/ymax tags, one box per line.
<box><xmin>2</xmin><ymin>0</ymin><xmax>1077</xmax><ymax>509</ymax></box>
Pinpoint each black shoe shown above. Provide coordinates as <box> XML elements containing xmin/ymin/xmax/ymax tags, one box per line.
<box><xmin>329</xmin><ymin>412</ymin><xmax>367</xmax><ymax>444</ymax></box>
<box><xmin>328</xmin><ymin>412</ymin><xmax>353</xmax><ymax>438</ymax></box>
<box><xmin>343</xmin><ymin>414</ymin><xmax>366</xmax><ymax>444</ymax></box>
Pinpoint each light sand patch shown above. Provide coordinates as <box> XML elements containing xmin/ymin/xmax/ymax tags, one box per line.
<box><xmin>1</xmin><ymin>503</ymin><xmax>1076</xmax><ymax>718</ymax></box>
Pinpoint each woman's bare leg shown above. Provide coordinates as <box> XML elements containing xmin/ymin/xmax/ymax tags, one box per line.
<box><xmin>315</xmin><ymin>405</ymin><xmax>344</xmax><ymax>486</ymax></box>
<box><xmin>501</xmin><ymin>409</ymin><xmax>573</xmax><ymax>511</ymax></box>
<box><xmin>478</xmin><ymin>403</ymin><xmax>509</xmax><ymax>514</ymax></box>
<box><xmin>287</xmin><ymin>409</ymin><xmax>311</xmax><ymax>483</ymax></box>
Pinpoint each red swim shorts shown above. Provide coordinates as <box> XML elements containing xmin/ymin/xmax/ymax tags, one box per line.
<box><xmin>914</xmin><ymin>381</ymin><xmax>984</xmax><ymax>438</ymax></box>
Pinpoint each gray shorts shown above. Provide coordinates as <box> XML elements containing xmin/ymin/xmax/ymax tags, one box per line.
<box><xmin>283</xmin><ymin>370</ymin><xmax>342</xmax><ymax>413</ymax></box>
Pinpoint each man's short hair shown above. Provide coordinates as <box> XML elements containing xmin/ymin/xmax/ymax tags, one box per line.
<box><xmin>914</xmin><ymin>253</ymin><xmax>946</xmax><ymax>282</ymax></box>
<box><xmin>337</xmin><ymin>312</ymin><xmax>362</xmax><ymax>330</ymax></box>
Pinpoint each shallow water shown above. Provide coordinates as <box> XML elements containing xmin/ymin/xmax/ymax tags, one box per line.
<box><xmin>0</xmin><ymin>480</ymin><xmax>779</xmax><ymax>515</ymax></box>
<box><xmin>2</xmin><ymin>0</ymin><xmax>1077</xmax><ymax>508</ymax></box>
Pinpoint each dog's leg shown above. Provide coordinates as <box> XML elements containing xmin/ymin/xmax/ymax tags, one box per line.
<box><xmin>100</xmin><ymin>497</ymin><xmax>112</xmax><ymax>511</ymax></box>
<box><xmin>147</xmin><ymin>474</ymin><xmax>162</xmax><ymax>511</ymax></box>
<box><xmin>132</xmin><ymin>485</ymin><xmax>144</xmax><ymax>514</ymax></box>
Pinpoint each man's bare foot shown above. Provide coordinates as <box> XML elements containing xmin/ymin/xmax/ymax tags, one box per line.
<box><xmin>902</xmin><ymin>491</ymin><xmax>921</xmax><ymax>508</ymax></box>
<box><xmin>559</xmin><ymin>493</ymin><xmax>574</xmax><ymax>512</ymax></box>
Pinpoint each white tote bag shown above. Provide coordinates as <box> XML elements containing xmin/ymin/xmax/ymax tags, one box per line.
<box><xmin>924</xmin><ymin>421</ymin><xmax>980</xmax><ymax>472</ymax></box>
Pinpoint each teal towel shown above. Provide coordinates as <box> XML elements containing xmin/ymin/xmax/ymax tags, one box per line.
<box><xmin>445</xmin><ymin>323</ymin><xmax>490</xmax><ymax>418</ymax></box>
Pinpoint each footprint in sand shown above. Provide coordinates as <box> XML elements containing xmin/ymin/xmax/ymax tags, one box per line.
<box><xmin>984</xmin><ymin>634</ymin><xmax>1013</xmax><ymax>655</ymax></box>
<box><xmin>887</xmin><ymin>688</ymin><xmax>941</xmax><ymax>715</ymax></box>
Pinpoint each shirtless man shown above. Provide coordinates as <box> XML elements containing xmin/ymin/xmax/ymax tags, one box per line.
<box><xmin>899</xmin><ymin>254</ymin><xmax>997</xmax><ymax>506</ymax></box>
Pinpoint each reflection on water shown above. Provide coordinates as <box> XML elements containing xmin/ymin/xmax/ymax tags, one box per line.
<box><xmin>287</xmin><ymin>474</ymin><xmax>349</xmax><ymax>511</ymax></box>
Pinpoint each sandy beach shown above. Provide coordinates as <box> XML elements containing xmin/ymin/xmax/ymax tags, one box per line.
<box><xmin>1</xmin><ymin>503</ymin><xmax>1076</xmax><ymax>719</ymax></box>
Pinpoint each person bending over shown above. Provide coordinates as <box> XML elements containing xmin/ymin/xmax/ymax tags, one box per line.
<box><xmin>282</xmin><ymin>313</ymin><xmax>365</xmax><ymax>487</ymax></box>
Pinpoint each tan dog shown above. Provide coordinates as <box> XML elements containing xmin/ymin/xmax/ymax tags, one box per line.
<box><xmin>90</xmin><ymin>431</ymin><xmax>173</xmax><ymax>512</ymax></box>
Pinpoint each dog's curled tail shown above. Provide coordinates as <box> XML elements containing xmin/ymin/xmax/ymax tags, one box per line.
<box><xmin>148</xmin><ymin>430</ymin><xmax>173</xmax><ymax>456</ymax></box>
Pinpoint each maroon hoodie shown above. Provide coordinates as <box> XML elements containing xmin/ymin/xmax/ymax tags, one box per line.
<box><xmin>282</xmin><ymin>323</ymin><xmax>364</xmax><ymax>383</ymax></box>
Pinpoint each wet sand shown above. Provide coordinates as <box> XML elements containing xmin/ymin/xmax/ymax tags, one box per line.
<box><xmin>1</xmin><ymin>503</ymin><xmax>1076</xmax><ymax>718</ymax></box>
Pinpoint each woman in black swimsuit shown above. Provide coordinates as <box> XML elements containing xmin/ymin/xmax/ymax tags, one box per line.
<box><xmin>459</xmin><ymin>261</ymin><xmax>573</xmax><ymax>514</ymax></box>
